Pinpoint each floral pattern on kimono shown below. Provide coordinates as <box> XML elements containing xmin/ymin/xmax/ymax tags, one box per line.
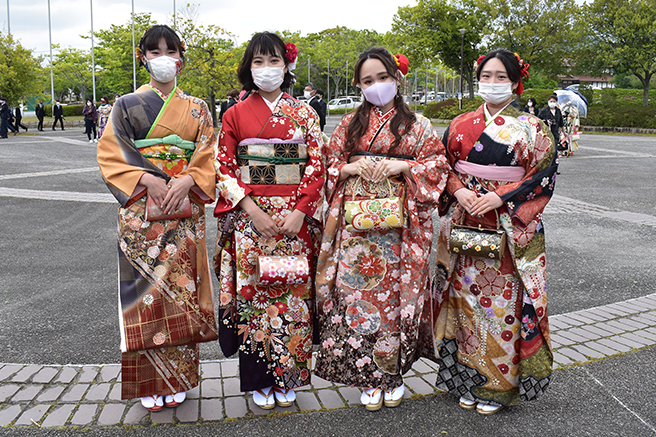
<box><xmin>429</xmin><ymin>103</ymin><xmax>557</xmax><ymax>407</ymax></box>
<box><xmin>213</xmin><ymin>92</ymin><xmax>325</xmax><ymax>392</ymax></box>
<box><xmin>314</xmin><ymin>106</ymin><xmax>449</xmax><ymax>390</ymax></box>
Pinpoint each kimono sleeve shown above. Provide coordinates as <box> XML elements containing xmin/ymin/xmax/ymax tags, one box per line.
<box><xmin>214</xmin><ymin>107</ymin><xmax>252</xmax><ymax>215</ymax></box>
<box><xmin>178</xmin><ymin>99</ymin><xmax>217</xmax><ymax>203</ymax></box>
<box><xmin>323</xmin><ymin>115</ymin><xmax>351</xmax><ymax>205</ymax></box>
<box><xmin>404</xmin><ymin>117</ymin><xmax>449</xmax><ymax>204</ymax></box>
<box><xmin>293</xmin><ymin>106</ymin><xmax>325</xmax><ymax>218</ymax></box>
<box><xmin>97</xmin><ymin>99</ymin><xmax>153</xmax><ymax>206</ymax></box>
<box><xmin>494</xmin><ymin>120</ymin><xmax>558</xmax><ymax>225</ymax></box>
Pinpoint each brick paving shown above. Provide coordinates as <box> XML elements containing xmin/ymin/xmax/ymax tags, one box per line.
<box><xmin>0</xmin><ymin>292</ymin><xmax>654</xmax><ymax>430</ymax></box>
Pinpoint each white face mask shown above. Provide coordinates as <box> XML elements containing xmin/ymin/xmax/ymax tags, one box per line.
<box><xmin>145</xmin><ymin>55</ymin><xmax>180</xmax><ymax>84</ymax></box>
<box><xmin>304</xmin><ymin>90</ymin><xmax>313</xmax><ymax>100</ymax></box>
<box><xmin>478</xmin><ymin>82</ymin><xmax>513</xmax><ymax>105</ymax></box>
<box><xmin>361</xmin><ymin>81</ymin><xmax>397</xmax><ymax>107</ymax></box>
<box><xmin>251</xmin><ymin>67</ymin><xmax>285</xmax><ymax>93</ymax></box>
<box><xmin>548</xmin><ymin>101</ymin><xmax>557</xmax><ymax>109</ymax></box>
<box><xmin>527</xmin><ymin>101</ymin><xmax>533</xmax><ymax>107</ymax></box>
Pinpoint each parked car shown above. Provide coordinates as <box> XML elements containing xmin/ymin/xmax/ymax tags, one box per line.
<box><xmin>328</xmin><ymin>96</ymin><xmax>362</xmax><ymax>110</ymax></box>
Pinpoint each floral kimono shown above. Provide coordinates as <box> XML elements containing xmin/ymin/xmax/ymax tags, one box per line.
<box><xmin>562</xmin><ymin>104</ymin><xmax>580</xmax><ymax>156</ymax></box>
<box><xmin>314</xmin><ymin>106</ymin><xmax>449</xmax><ymax>390</ymax></box>
<box><xmin>214</xmin><ymin>92</ymin><xmax>325</xmax><ymax>392</ymax></box>
<box><xmin>430</xmin><ymin>103</ymin><xmax>558</xmax><ymax>407</ymax></box>
<box><xmin>98</xmin><ymin>103</ymin><xmax>113</xmax><ymax>138</ymax></box>
<box><xmin>97</xmin><ymin>85</ymin><xmax>218</xmax><ymax>399</ymax></box>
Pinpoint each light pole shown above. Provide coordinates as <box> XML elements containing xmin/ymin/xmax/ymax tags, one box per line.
<box><xmin>459</xmin><ymin>28</ymin><xmax>466</xmax><ymax>109</ymax></box>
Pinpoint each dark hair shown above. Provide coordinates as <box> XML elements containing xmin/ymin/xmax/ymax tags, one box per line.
<box><xmin>548</xmin><ymin>93</ymin><xmax>558</xmax><ymax>102</ymax></box>
<box><xmin>138</xmin><ymin>25</ymin><xmax>185</xmax><ymax>66</ymax></box>
<box><xmin>227</xmin><ymin>89</ymin><xmax>240</xmax><ymax>99</ymax></box>
<box><xmin>237</xmin><ymin>32</ymin><xmax>295</xmax><ymax>92</ymax></box>
<box><xmin>316</xmin><ymin>89</ymin><xmax>325</xmax><ymax>97</ymax></box>
<box><xmin>305</xmin><ymin>82</ymin><xmax>317</xmax><ymax>90</ymax></box>
<box><xmin>101</xmin><ymin>95</ymin><xmax>109</xmax><ymax>103</ymax></box>
<box><xmin>345</xmin><ymin>47</ymin><xmax>416</xmax><ymax>157</ymax></box>
<box><xmin>476</xmin><ymin>49</ymin><xmax>521</xmax><ymax>84</ymax></box>
<box><xmin>527</xmin><ymin>97</ymin><xmax>537</xmax><ymax>105</ymax></box>
<box><xmin>86</xmin><ymin>98</ymin><xmax>93</xmax><ymax>104</ymax></box>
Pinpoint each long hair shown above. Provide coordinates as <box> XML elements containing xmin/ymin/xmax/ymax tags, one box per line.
<box><xmin>237</xmin><ymin>32</ymin><xmax>295</xmax><ymax>91</ymax></box>
<box><xmin>345</xmin><ymin>47</ymin><xmax>415</xmax><ymax>158</ymax></box>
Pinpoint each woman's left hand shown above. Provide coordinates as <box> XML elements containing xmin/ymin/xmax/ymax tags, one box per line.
<box><xmin>370</xmin><ymin>159</ymin><xmax>410</xmax><ymax>183</ymax></box>
<box><xmin>162</xmin><ymin>175</ymin><xmax>195</xmax><ymax>214</ymax></box>
<box><xmin>470</xmin><ymin>192</ymin><xmax>503</xmax><ymax>216</ymax></box>
<box><xmin>278</xmin><ymin>209</ymin><xmax>306</xmax><ymax>236</ymax></box>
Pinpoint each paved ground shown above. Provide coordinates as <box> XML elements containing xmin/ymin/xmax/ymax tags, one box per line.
<box><xmin>0</xmin><ymin>115</ymin><xmax>655</xmax><ymax>435</ymax></box>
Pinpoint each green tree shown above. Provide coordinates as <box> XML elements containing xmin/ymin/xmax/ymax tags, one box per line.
<box><xmin>0</xmin><ymin>32</ymin><xmax>46</xmax><ymax>104</ymax></box>
<box><xmin>51</xmin><ymin>46</ymin><xmax>92</xmax><ymax>102</ymax></box>
<box><xmin>392</xmin><ymin>0</ymin><xmax>488</xmax><ymax>99</ymax></box>
<box><xmin>93</xmin><ymin>13</ymin><xmax>155</xmax><ymax>96</ymax></box>
<box><xmin>488</xmin><ymin>0</ymin><xmax>581</xmax><ymax>78</ymax></box>
<box><xmin>176</xmin><ymin>7</ymin><xmax>240</xmax><ymax>125</ymax></box>
<box><xmin>583</xmin><ymin>0</ymin><xmax>656</xmax><ymax>105</ymax></box>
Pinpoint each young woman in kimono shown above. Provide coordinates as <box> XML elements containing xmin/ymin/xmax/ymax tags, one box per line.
<box><xmin>213</xmin><ymin>32</ymin><xmax>325</xmax><ymax>410</ymax></box>
<box><xmin>97</xmin><ymin>25</ymin><xmax>218</xmax><ymax>412</ymax></box>
<box><xmin>313</xmin><ymin>47</ymin><xmax>449</xmax><ymax>411</ymax></box>
<box><xmin>431</xmin><ymin>49</ymin><xmax>558</xmax><ymax>415</ymax></box>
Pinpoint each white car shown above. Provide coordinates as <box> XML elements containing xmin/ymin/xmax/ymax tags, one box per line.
<box><xmin>328</xmin><ymin>96</ymin><xmax>362</xmax><ymax>110</ymax></box>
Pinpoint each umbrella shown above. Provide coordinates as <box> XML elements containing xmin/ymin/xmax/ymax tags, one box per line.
<box><xmin>555</xmin><ymin>89</ymin><xmax>588</xmax><ymax>118</ymax></box>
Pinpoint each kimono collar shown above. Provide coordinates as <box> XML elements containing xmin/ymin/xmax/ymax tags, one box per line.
<box><xmin>258</xmin><ymin>91</ymin><xmax>284</xmax><ymax>112</ymax></box>
<box><xmin>374</xmin><ymin>105</ymin><xmax>396</xmax><ymax>123</ymax></box>
<box><xmin>483</xmin><ymin>102</ymin><xmax>511</xmax><ymax>125</ymax></box>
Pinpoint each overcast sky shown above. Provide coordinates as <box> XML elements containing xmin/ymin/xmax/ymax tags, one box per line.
<box><xmin>1</xmin><ymin>0</ymin><xmax>408</xmax><ymax>57</ymax></box>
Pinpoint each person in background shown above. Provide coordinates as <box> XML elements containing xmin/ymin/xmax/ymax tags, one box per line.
<box><xmin>316</xmin><ymin>89</ymin><xmax>328</xmax><ymax>131</ymax></box>
<box><xmin>52</xmin><ymin>101</ymin><xmax>64</xmax><ymax>130</ymax></box>
<box><xmin>36</xmin><ymin>100</ymin><xmax>46</xmax><ymax>131</ymax></box>
<box><xmin>14</xmin><ymin>106</ymin><xmax>28</xmax><ymax>133</ymax></box>
<box><xmin>431</xmin><ymin>49</ymin><xmax>557</xmax><ymax>415</ymax></box>
<box><xmin>304</xmin><ymin>82</ymin><xmax>326</xmax><ymax>131</ymax></box>
<box><xmin>524</xmin><ymin>96</ymin><xmax>538</xmax><ymax>116</ymax></box>
<box><xmin>218</xmin><ymin>89</ymin><xmax>239</xmax><ymax>123</ymax></box>
<box><xmin>83</xmin><ymin>98</ymin><xmax>99</xmax><ymax>143</ymax></box>
<box><xmin>97</xmin><ymin>96</ymin><xmax>112</xmax><ymax>138</ymax></box>
<box><xmin>0</xmin><ymin>97</ymin><xmax>9</xmax><ymax>139</ymax></box>
<box><xmin>539</xmin><ymin>93</ymin><xmax>564</xmax><ymax>152</ymax></box>
<box><xmin>314</xmin><ymin>47</ymin><xmax>448</xmax><ymax>411</ymax></box>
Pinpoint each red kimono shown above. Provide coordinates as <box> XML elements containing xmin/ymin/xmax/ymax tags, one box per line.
<box><xmin>214</xmin><ymin>92</ymin><xmax>325</xmax><ymax>392</ymax></box>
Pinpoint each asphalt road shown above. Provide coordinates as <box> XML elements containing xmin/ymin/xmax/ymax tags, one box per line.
<box><xmin>1</xmin><ymin>118</ymin><xmax>655</xmax><ymax>367</ymax></box>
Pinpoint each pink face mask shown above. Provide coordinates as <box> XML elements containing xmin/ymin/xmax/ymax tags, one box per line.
<box><xmin>362</xmin><ymin>81</ymin><xmax>397</xmax><ymax>107</ymax></box>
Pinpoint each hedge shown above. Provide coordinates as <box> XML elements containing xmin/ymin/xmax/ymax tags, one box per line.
<box><xmin>44</xmin><ymin>104</ymin><xmax>85</xmax><ymax>117</ymax></box>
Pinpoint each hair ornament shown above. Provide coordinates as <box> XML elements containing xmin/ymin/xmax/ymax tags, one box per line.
<box><xmin>394</xmin><ymin>54</ymin><xmax>409</xmax><ymax>76</ymax></box>
<box><xmin>285</xmin><ymin>43</ymin><xmax>298</xmax><ymax>71</ymax></box>
<box><xmin>514</xmin><ymin>52</ymin><xmax>529</xmax><ymax>95</ymax></box>
<box><xmin>476</xmin><ymin>54</ymin><xmax>486</xmax><ymax>65</ymax></box>
<box><xmin>135</xmin><ymin>47</ymin><xmax>143</xmax><ymax>62</ymax></box>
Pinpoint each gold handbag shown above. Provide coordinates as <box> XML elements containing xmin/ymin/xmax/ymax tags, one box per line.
<box><xmin>344</xmin><ymin>177</ymin><xmax>405</xmax><ymax>232</ymax></box>
<box><xmin>449</xmin><ymin>209</ymin><xmax>507</xmax><ymax>259</ymax></box>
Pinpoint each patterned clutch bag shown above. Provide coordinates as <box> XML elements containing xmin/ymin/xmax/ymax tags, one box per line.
<box><xmin>145</xmin><ymin>194</ymin><xmax>192</xmax><ymax>222</ymax></box>
<box><xmin>256</xmin><ymin>255</ymin><xmax>310</xmax><ymax>286</ymax></box>
<box><xmin>449</xmin><ymin>210</ymin><xmax>506</xmax><ymax>259</ymax></box>
<box><xmin>344</xmin><ymin>177</ymin><xmax>405</xmax><ymax>232</ymax></box>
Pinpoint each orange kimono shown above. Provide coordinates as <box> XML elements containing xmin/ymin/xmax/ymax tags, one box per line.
<box><xmin>97</xmin><ymin>85</ymin><xmax>217</xmax><ymax>399</ymax></box>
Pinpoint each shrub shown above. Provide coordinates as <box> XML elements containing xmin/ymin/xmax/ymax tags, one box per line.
<box><xmin>585</xmin><ymin>105</ymin><xmax>656</xmax><ymax>128</ymax></box>
<box><xmin>44</xmin><ymin>104</ymin><xmax>84</xmax><ymax>117</ymax></box>
<box><xmin>423</xmin><ymin>97</ymin><xmax>484</xmax><ymax>119</ymax></box>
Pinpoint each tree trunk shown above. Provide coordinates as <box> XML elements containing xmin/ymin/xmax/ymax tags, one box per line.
<box><xmin>209</xmin><ymin>88</ymin><xmax>217</xmax><ymax>127</ymax></box>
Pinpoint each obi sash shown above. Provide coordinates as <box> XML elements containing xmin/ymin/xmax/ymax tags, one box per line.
<box><xmin>135</xmin><ymin>134</ymin><xmax>196</xmax><ymax>178</ymax></box>
<box><xmin>236</xmin><ymin>138</ymin><xmax>308</xmax><ymax>185</ymax></box>
<box><xmin>454</xmin><ymin>160</ymin><xmax>526</xmax><ymax>182</ymax></box>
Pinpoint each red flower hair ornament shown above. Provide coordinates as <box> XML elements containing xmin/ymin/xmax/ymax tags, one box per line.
<box><xmin>285</xmin><ymin>43</ymin><xmax>298</xmax><ymax>71</ymax></box>
<box><xmin>394</xmin><ymin>54</ymin><xmax>409</xmax><ymax>76</ymax></box>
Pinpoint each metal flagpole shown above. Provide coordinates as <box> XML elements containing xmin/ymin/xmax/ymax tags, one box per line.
<box><xmin>6</xmin><ymin>0</ymin><xmax>9</xmax><ymax>34</ymax></box>
<box><xmin>327</xmin><ymin>58</ymin><xmax>330</xmax><ymax>115</ymax></box>
<box><xmin>48</xmin><ymin>0</ymin><xmax>54</xmax><ymax>103</ymax></box>
<box><xmin>90</xmin><ymin>0</ymin><xmax>96</xmax><ymax>103</ymax></box>
<box><xmin>132</xmin><ymin>0</ymin><xmax>136</xmax><ymax>91</ymax></box>
<box><xmin>308</xmin><ymin>57</ymin><xmax>310</xmax><ymax>84</ymax></box>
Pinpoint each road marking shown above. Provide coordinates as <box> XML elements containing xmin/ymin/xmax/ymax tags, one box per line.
<box><xmin>545</xmin><ymin>194</ymin><xmax>656</xmax><ymax>227</ymax></box>
<box><xmin>0</xmin><ymin>167</ymin><xmax>98</xmax><ymax>180</ymax></box>
<box><xmin>0</xmin><ymin>187</ymin><xmax>116</xmax><ymax>203</ymax></box>
<box><xmin>576</xmin><ymin>145</ymin><xmax>654</xmax><ymax>158</ymax></box>
<box><xmin>39</xmin><ymin>136</ymin><xmax>93</xmax><ymax>146</ymax></box>
<box><xmin>585</xmin><ymin>368</ymin><xmax>656</xmax><ymax>434</ymax></box>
